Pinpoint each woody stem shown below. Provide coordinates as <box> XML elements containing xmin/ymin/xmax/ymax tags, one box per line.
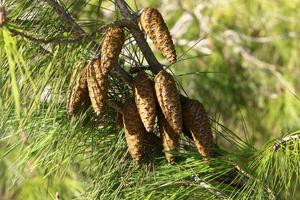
<box><xmin>115</xmin><ymin>0</ymin><xmax>163</xmax><ymax>74</ymax></box>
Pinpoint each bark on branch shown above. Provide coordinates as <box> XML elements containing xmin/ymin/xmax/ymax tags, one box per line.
<box><xmin>9</xmin><ymin>19</ymin><xmax>132</xmax><ymax>45</ymax></box>
<box><xmin>43</xmin><ymin>0</ymin><xmax>100</xmax><ymax>51</ymax></box>
<box><xmin>115</xmin><ymin>0</ymin><xmax>163</xmax><ymax>74</ymax></box>
<box><xmin>111</xmin><ymin>65</ymin><xmax>133</xmax><ymax>85</ymax></box>
<box><xmin>43</xmin><ymin>0</ymin><xmax>86</xmax><ymax>36</ymax></box>
<box><xmin>273</xmin><ymin>133</ymin><xmax>300</xmax><ymax>151</ymax></box>
<box><xmin>8</xmin><ymin>28</ymin><xmax>82</xmax><ymax>44</ymax></box>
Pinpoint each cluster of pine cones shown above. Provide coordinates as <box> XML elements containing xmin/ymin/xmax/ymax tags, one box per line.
<box><xmin>66</xmin><ymin>8</ymin><xmax>215</xmax><ymax>163</ymax></box>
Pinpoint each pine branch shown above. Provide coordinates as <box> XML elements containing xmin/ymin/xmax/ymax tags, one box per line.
<box><xmin>43</xmin><ymin>0</ymin><xmax>86</xmax><ymax>36</ymax></box>
<box><xmin>94</xmin><ymin>19</ymin><xmax>134</xmax><ymax>35</ymax></box>
<box><xmin>175</xmin><ymin>179</ymin><xmax>228</xmax><ymax>200</ymax></box>
<box><xmin>115</xmin><ymin>0</ymin><xmax>163</xmax><ymax>74</ymax></box>
<box><xmin>8</xmin><ymin>28</ymin><xmax>82</xmax><ymax>44</ymax></box>
<box><xmin>111</xmin><ymin>65</ymin><xmax>133</xmax><ymax>85</ymax></box>
<box><xmin>43</xmin><ymin>0</ymin><xmax>100</xmax><ymax>50</ymax></box>
<box><xmin>273</xmin><ymin>133</ymin><xmax>300</xmax><ymax>151</ymax></box>
<box><xmin>107</xmin><ymin>100</ymin><xmax>123</xmax><ymax>114</ymax></box>
<box><xmin>8</xmin><ymin>19</ymin><xmax>132</xmax><ymax>45</ymax></box>
<box><xmin>129</xmin><ymin>66</ymin><xmax>151</xmax><ymax>74</ymax></box>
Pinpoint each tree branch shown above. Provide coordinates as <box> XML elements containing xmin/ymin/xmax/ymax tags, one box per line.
<box><xmin>43</xmin><ymin>0</ymin><xmax>86</xmax><ymax>36</ymax></box>
<box><xmin>129</xmin><ymin>66</ymin><xmax>151</xmax><ymax>74</ymax></box>
<box><xmin>175</xmin><ymin>179</ymin><xmax>228</xmax><ymax>200</ymax></box>
<box><xmin>273</xmin><ymin>133</ymin><xmax>300</xmax><ymax>151</ymax></box>
<box><xmin>43</xmin><ymin>0</ymin><xmax>100</xmax><ymax>51</ymax></box>
<box><xmin>107</xmin><ymin>100</ymin><xmax>124</xmax><ymax>114</ymax></box>
<box><xmin>8</xmin><ymin>19</ymin><xmax>132</xmax><ymax>45</ymax></box>
<box><xmin>111</xmin><ymin>65</ymin><xmax>133</xmax><ymax>85</ymax></box>
<box><xmin>115</xmin><ymin>0</ymin><xmax>163</xmax><ymax>74</ymax></box>
<box><xmin>94</xmin><ymin>19</ymin><xmax>134</xmax><ymax>34</ymax></box>
<box><xmin>8</xmin><ymin>28</ymin><xmax>82</xmax><ymax>44</ymax></box>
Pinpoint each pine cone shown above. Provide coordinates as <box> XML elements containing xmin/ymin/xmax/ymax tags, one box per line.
<box><xmin>123</xmin><ymin>101</ymin><xmax>146</xmax><ymax>163</ymax></box>
<box><xmin>100</xmin><ymin>27</ymin><xmax>125</xmax><ymax>76</ymax></box>
<box><xmin>158</xmin><ymin>111</ymin><xmax>179</xmax><ymax>164</ymax></box>
<box><xmin>66</xmin><ymin>66</ymin><xmax>90</xmax><ymax>115</ymax></box>
<box><xmin>182</xmin><ymin>98</ymin><xmax>215</xmax><ymax>157</ymax></box>
<box><xmin>154</xmin><ymin>70</ymin><xmax>182</xmax><ymax>134</ymax></box>
<box><xmin>140</xmin><ymin>8</ymin><xmax>176</xmax><ymax>63</ymax></box>
<box><xmin>86</xmin><ymin>59</ymin><xmax>108</xmax><ymax>115</ymax></box>
<box><xmin>133</xmin><ymin>71</ymin><xmax>156</xmax><ymax>132</ymax></box>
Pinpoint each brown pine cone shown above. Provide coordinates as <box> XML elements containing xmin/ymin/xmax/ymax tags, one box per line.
<box><xmin>140</xmin><ymin>8</ymin><xmax>176</xmax><ymax>63</ymax></box>
<box><xmin>123</xmin><ymin>100</ymin><xmax>146</xmax><ymax>163</ymax></box>
<box><xmin>86</xmin><ymin>59</ymin><xmax>108</xmax><ymax>116</ymax></box>
<box><xmin>100</xmin><ymin>27</ymin><xmax>125</xmax><ymax>76</ymax></box>
<box><xmin>182</xmin><ymin>98</ymin><xmax>215</xmax><ymax>158</ymax></box>
<box><xmin>66</xmin><ymin>66</ymin><xmax>90</xmax><ymax>115</ymax></box>
<box><xmin>158</xmin><ymin>111</ymin><xmax>179</xmax><ymax>164</ymax></box>
<box><xmin>154</xmin><ymin>70</ymin><xmax>182</xmax><ymax>135</ymax></box>
<box><xmin>133</xmin><ymin>71</ymin><xmax>156</xmax><ymax>132</ymax></box>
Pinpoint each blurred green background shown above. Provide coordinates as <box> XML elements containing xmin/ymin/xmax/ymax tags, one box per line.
<box><xmin>1</xmin><ymin>0</ymin><xmax>300</xmax><ymax>199</ymax></box>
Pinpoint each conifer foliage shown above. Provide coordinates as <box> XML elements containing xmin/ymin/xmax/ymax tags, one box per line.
<box><xmin>0</xmin><ymin>0</ymin><xmax>300</xmax><ymax>199</ymax></box>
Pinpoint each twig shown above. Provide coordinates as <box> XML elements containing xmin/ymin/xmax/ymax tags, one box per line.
<box><xmin>129</xmin><ymin>66</ymin><xmax>151</xmax><ymax>74</ymax></box>
<box><xmin>111</xmin><ymin>65</ymin><xmax>133</xmax><ymax>85</ymax></box>
<box><xmin>115</xmin><ymin>0</ymin><xmax>163</xmax><ymax>74</ymax></box>
<box><xmin>107</xmin><ymin>100</ymin><xmax>123</xmax><ymax>114</ymax></box>
<box><xmin>8</xmin><ymin>19</ymin><xmax>132</xmax><ymax>45</ymax></box>
<box><xmin>8</xmin><ymin>28</ymin><xmax>82</xmax><ymax>44</ymax></box>
<box><xmin>176</xmin><ymin>179</ymin><xmax>228</xmax><ymax>200</ymax></box>
<box><xmin>273</xmin><ymin>133</ymin><xmax>300</xmax><ymax>152</ymax></box>
<box><xmin>94</xmin><ymin>19</ymin><xmax>134</xmax><ymax>34</ymax></box>
<box><xmin>0</xmin><ymin>5</ymin><xmax>6</xmax><ymax>26</ymax></box>
<box><xmin>43</xmin><ymin>0</ymin><xmax>100</xmax><ymax>51</ymax></box>
<box><xmin>227</xmin><ymin>163</ymin><xmax>276</xmax><ymax>199</ymax></box>
<box><xmin>43</xmin><ymin>0</ymin><xmax>86</xmax><ymax>36</ymax></box>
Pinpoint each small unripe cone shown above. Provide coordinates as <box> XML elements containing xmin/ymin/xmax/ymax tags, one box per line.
<box><xmin>66</xmin><ymin>66</ymin><xmax>90</xmax><ymax>115</ymax></box>
<box><xmin>140</xmin><ymin>8</ymin><xmax>176</xmax><ymax>63</ymax></box>
<box><xmin>154</xmin><ymin>70</ymin><xmax>182</xmax><ymax>134</ymax></box>
<box><xmin>123</xmin><ymin>100</ymin><xmax>146</xmax><ymax>163</ymax></box>
<box><xmin>0</xmin><ymin>6</ymin><xmax>6</xmax><ymax>26</ymax></box>
<box><xmin>182</xmin><ymin>98</ymin><xmax>215</xmax><ymax>157</ymax></box>
<box><xmin>133</xmin><ymin>71</ymin><xmax>156</xmax><ymax>132</ymax></box>
<box><xmin>87</xmin><ymin>59</ymin><xmax>108</xmax><ymax>115</ymax></box>
<box><xmin>100</xmin><ymin>27</ymin><xmax>125</xmax><ymax>76</ymax></box>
